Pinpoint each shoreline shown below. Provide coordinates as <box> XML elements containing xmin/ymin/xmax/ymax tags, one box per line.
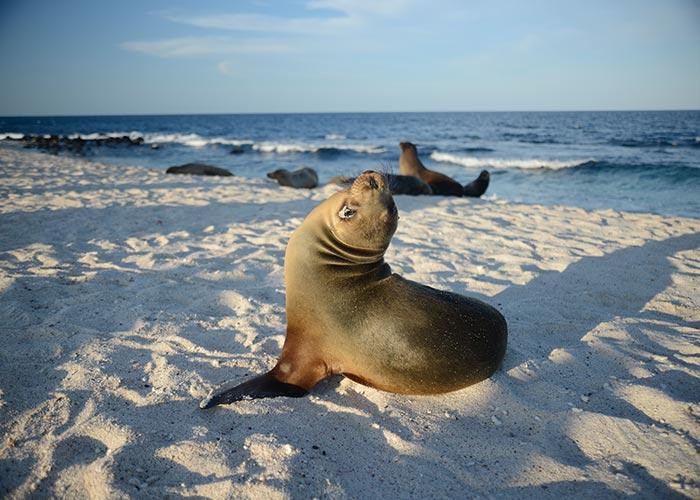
<box><xmin>1</xmin><ymin>148</ymin><xmax>699</xmax><ymax>499</ymax></box>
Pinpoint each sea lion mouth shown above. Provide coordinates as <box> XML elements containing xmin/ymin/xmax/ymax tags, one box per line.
<box><xmin>388</xmin><ymin>199</ymin><xmax>398</xmax><ymax>217</ymax></box>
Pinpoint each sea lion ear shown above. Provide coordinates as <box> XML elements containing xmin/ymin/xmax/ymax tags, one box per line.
<box><xmin>338</xmin><ymin>205</ymin><xmax>356</xmax><ymax>219</ymax></box>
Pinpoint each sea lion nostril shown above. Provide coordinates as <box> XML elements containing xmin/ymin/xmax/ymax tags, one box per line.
<box><xmin>368</xmin><ymin>177</ymin><xmax>379</xmax><ymax>190</ymax></box>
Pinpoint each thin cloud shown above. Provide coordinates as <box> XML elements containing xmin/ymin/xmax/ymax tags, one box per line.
<box><xmin>307</xmin><ymin>0</ymin><xmax>418</xmax><ymax>17</ymax></box>
<box><xmin>120</xmin><ymin>36</ymin><xmax>292</xmax><ymax>58</ymax></box>
<box><xmin>161</xmin><ymin>12</ymin><xmax>356</xmax><ymax>35</ymax></box>
<box><xmin>158</xmin><ymin>0</ymin><xmax>420</xmax><ymax>35</ymax></box>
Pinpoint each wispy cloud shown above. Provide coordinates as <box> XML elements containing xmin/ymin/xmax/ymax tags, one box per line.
<box><xmin>308</xmin><ymin>0</ymin><xmax>418</xmax><ymax>17</ymax></box>
<box><xmin>120</xmin><ymin>36</ymin><xmax>292</xmax><ymax>58</ymax></box>
<box><xmin>162</xmin><ymin>12</ymin><xmax>355</xmax><ymax>35</ymax></box>
<box><xmin>121</xmin><ymin>1</ymin><xmax>435</xmax><ymax>60</ymax></box>
<box><xmin>159</xmin><ymin>0</ymin><xmax>418</xmax><ymax>35</ymax></box>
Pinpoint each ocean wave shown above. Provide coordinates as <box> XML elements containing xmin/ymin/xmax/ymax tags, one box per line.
<box><xmin>502</xmin><ymin>132</ymin><xmax>560</xmax><ymax>144</ymax></box>
<box><xmin>610</xmin><ymin>136</ymin><xmax>700</xmax><ymax>148</ymax></box>
<box><xmin>252</xmin><ymin>142</ymin><xmax>386</xmax><ymax>154</ymax></box>
<box><xmin>325</xmin><ymin>134</ymin><xmax>347</xmax><ymax>140</ymax></box>
<box><xmin>139</xmin><ymin>133</ymin><xmax>252</xmax><ymax>148</ymax></box>
<box><xmin>2</xmin><ymin>131</ymin><xmax>254</xmax><ymax>148</ymax></box>
<box><xmin>0</xmin><ymin>133</ymin><xmax>26</xmax><ymax>140</ymax></box>
<box><xmin>431</xmin><ymin>152</ymin><xmax>593</xmax><ymax>170</ymax></box>
<box><xmin>462</xmin><ymin>147</ymin><xmax>494</xmax><ymax>153</ymax></box>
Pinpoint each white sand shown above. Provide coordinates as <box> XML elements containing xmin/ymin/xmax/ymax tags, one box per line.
<box><xmin>1</xmin><ymin>148</ymin><xmax>699</xmax><ymax>499</ymax></box>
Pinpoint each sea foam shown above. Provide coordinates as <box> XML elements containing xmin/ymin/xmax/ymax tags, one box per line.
<box><xmin>253</xmin><ymin>142</ymin><xmax>385</xmax><ymax>154</ymax></box>
<box><xmin>431</xmin><ymin>152</ymin><xmax>593</xmax><ymax>170</ymax></box>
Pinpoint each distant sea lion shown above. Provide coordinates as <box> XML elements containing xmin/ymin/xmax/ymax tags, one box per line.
<box><xmin>200</xmin><ymin>171</ymin><xmax>507</xmax><ymax>408</ymax></box>
<box><xmin>166</xmin><ymin>163</ymin><xmax>233</xmax><ymax>177</ymax></box>
<box><xmin>463</xmin><ymin>170</ymin><xmax>490</xmax><ymax>198</ymax></box>
<box><xmin>399</xmin><ymin>142</ymin><xmax>464</xmax><ymax>196</ymax></box>
<box><xmin>267</xmin><ymin>167</ymin><xmax>318</xmax><ymax>189</ymax></box>
<box><xmin>329</xmin><ymin>173</ymin><xmax>432</xmax><ymax>196</ymax></box>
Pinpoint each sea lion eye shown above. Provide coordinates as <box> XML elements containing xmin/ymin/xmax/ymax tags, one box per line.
<box><xmin>339</xmin><ymin>205</ymin><xmax>356</xmax><ymax>219</ymax></box>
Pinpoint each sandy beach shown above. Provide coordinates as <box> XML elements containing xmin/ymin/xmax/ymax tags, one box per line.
<box><xmin>1</xmin><ymin>147</ymin><xmax>699</xmax><ymax>499</ymax></box>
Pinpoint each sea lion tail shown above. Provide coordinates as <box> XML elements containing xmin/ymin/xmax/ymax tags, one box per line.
<box><xmin>463</xmin><ymin>170</ymin><xmax>490</xmax><ymax>197</ymax></box>
<box><xmin>199</xmin><ymin>372</ymin><xmax>308</xmax><ymax>409</ymax></box>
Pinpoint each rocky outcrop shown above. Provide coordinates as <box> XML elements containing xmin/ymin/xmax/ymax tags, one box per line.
<box><xmin>5</xmin><ymin>134</ymin><xmax>144</xmax><ymax>155</ymax></box>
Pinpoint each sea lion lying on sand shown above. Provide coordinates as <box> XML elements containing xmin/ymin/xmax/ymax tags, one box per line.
<box><xmin>399</xmin><ymin>142</ymin><xmax>490</xmax><ymax>197</ymax></box>
<box><xmin>267</xmin><ymin>167</ymin><xmax>319</xmax><ymax>188</ymax></box>
<box><xmin>399</xmin><ymin>142</ymin><xmax>464</xmax><ymax>196</ymax></box>
<box><xmin>166</xmin><ymin>163</ymin><xmax>233</xmax><ymax>177</ymax></box>
<box><xmin>329</xmin><ymin>173</ymin><xmax>432</xmax><ymax>195</ymax></box>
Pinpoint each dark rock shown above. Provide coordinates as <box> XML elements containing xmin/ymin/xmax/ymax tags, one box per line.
<box><xmin>8</xmin><ymin>133</ymin><xmax>146</xmax><ymax>155</ymax></box>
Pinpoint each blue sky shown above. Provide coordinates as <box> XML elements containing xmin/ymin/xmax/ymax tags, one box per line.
<box><xmin>1</xmin><ymin>0</ymin><xmax>699</xmax><ymax>115</ymax></box>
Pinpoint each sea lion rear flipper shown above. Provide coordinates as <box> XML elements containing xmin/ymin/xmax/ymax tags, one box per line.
<box><xmin>463</xmin><ymin>170</ymin><xmax>490</xmax><ymax>197</ymax></box>
<box><xmin>199</xmin><ymin>372</ymin><xmax>308</xmax><ymax>409</ymax></box>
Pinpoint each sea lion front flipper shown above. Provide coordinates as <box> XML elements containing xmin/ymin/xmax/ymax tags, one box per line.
<box><xmin>199</xmin><ymin>372</ymin><xmax>308</xmax><ymax>409</ymax></box>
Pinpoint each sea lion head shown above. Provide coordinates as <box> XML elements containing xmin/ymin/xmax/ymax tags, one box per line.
<box><xmin>330</xmin><ymin>170</ymin><xmax>398</xmax><ymax>252</ymax></box>
<box><xmin>399</xmin><ymin>141</ymin><xmax>416</xmax><ymax>152</ymax></box>
<box><xmin>267</xmin><ymin>169</ymin><xmax>289</xmax><ymax>180</ymax></box>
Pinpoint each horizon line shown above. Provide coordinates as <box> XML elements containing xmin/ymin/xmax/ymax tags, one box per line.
<box><xmin>2</xmin><ymin>108</ymin><xmax>699</xmax><ymax>119</ymax></box>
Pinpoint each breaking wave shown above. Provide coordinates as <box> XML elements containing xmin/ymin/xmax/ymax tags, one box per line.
<box><xmin>252</xmin><ymin>142</ymin><xmax>385</xmax><ymax>154</ymax></box>
<box><xmin>431</xmin><ymin>152</ymin><xmax>594</xmax><ymax>170</ymax></box>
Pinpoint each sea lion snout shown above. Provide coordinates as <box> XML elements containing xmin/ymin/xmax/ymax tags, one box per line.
<box><xmin>353</xmin><ymin>171</ymin><xmax>389</xmax><ymax>193</ymax></box>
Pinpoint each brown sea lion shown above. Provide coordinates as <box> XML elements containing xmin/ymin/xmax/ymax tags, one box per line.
<box><xmin>399</xmin><ymin>142</ymin><xmax>463</xmax><ymax>196</ymax></box>
<box><xmin>267</xmin><ymin>167</ymin><xmax>318</xmax><ymax>188</ymax></box>
<box><xmin>200</xmin><ymin>171</ymin><xmax>507</xmax><ymax>408</ymax></box>
<box><xmin>463</xmin><ymin>170</ymin><xmax>490</xmax><ymax>198</ymax></box>
<box><xmin>329</xmin><ymin>173</ymin><xmax>432</xmax><ymax>196</ymax></box>
<box><xmin>166</xmin><ymin>163</ymin><xmax>233</xmax><ymax>177</ymax></box>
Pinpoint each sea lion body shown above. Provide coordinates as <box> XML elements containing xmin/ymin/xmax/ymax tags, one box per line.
<box><xmin>330</xmin><ymin>173</ymin><xmax>432</xmax><ymax>196</ymax></box>
<box><xmin>399</xmin><ymin>142</ymin><xmax>464</xmax><ymax>196</ymax></box>
<box><xmin>201</xmin><ymin>171</ymin><xmax>507</xmax><ymax>408</ymax></box>
<box><xmin>267</xmin><ymin>167</ymin><xmax>318</xmax><ymax>188</ymax></box>
<box><xmin>166</xmin><ymin>163</ymin><xmax>233</xmax><ymax>176</ymax></box>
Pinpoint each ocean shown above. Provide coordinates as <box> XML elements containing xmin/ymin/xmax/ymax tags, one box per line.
<box><xmin>2</xmin><ymin>111</ymin><xmax>699</xmax><ymax>217</ymax></box>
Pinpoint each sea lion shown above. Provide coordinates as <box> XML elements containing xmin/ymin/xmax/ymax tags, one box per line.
<box><xmin>399</xmin><ymin>142</ymin><xmax>464</xmax><ymax>196</ymax></box>
<box><xmin>463</xmin><ymin>170</ymin><xmax>490</xmax><ymax>198</ymax></box>
<box><xmin>200</xmin><ymin>171</ymin><xmax>507</xmax><ymax>408</ymax></box>
<box><xmin>329</xmin><ymin>173</ymin><xmax>432</xmax><ymax>196</ymax></box>
<box><xmin>166</xmin><ymin>163</ymin><xmax>233</xmax><ymax>176</ymax></box>
<box><xmin>267</xmin><ymin>167</ymin><xmax>319</xmax><ymax>188</ymax></box>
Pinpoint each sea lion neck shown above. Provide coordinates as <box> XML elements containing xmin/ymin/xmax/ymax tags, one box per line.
<box><xmin>318</xmin><ymin>204</ymin><xmax>389</xmax><ymax>266</ymax></box>
<box><xmin>283</xmin><ymin>192</ymin><xmax>391</xmax><ymax>284</ymax></box>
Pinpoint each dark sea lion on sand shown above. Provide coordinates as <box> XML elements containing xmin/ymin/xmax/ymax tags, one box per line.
<box><xmin>329</xmin><ymin>173</ymin><xmax>432</xmax><ymax>196</ymax></box>
<box><xmin>399</xmin><ymin>142</ymin><xmax>464</xmax><ymax>196</ymax></box>
<box><xmin>267</xmin><ymin>167</ymin><xmax>319</xmax><ymax>189</ymax></box>
<box><xmin>166</xmin><ymin>163</ymin><xmax>233</xmax><ymax>177</ymax></box>
<box><xmin>200</xmin><ymin>171</ymin><xmax>507</xmax><ymax>408</ymax></box>
<box><xmin>463</xmin><ymin>170</ymin><xmax>490</xmax><ymax>198</ymax></box>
